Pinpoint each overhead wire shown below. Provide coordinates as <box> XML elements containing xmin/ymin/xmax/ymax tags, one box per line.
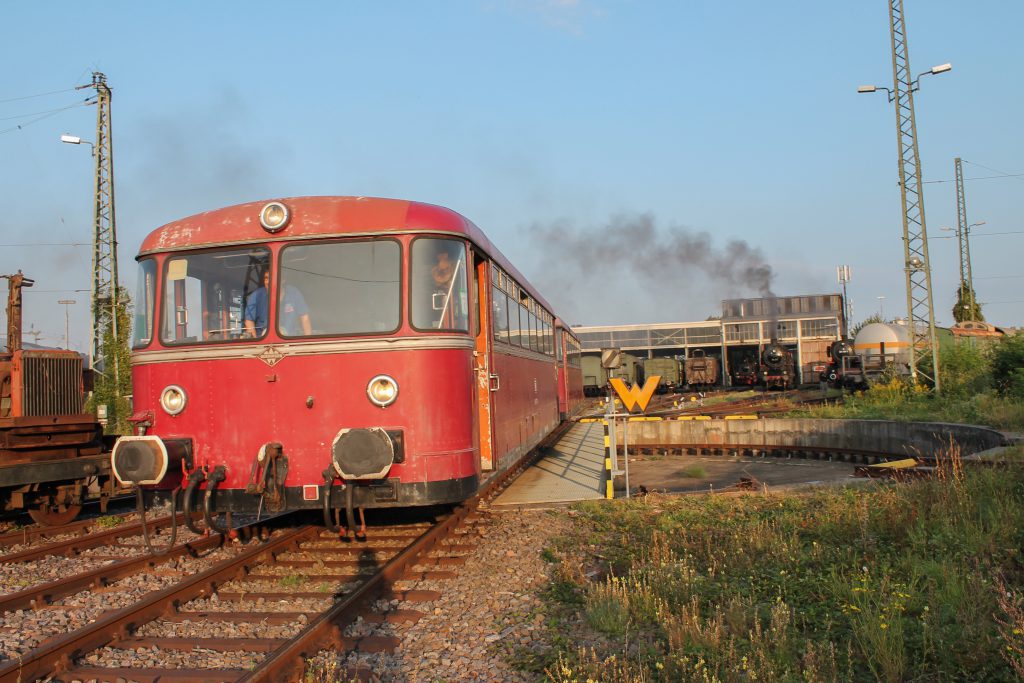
<box><xmin>923</xmin><ymin>159</ymin><xmax>1024</xmax><ymax>185</ymax></box>
<box><xmin>0</xmin><ymin>243</ymin><xmax>90</xmax><ymax>247</ymax></box>
<box><xmin>0</xmin><ymin>97</ymin><xmax>95</xmax><ymax>136</ymax></box>
<box><xmin>962</xmin><ymin>159</ymin><xmax>1024</xmax><ymax>182</ymax></box>
<box><xmin>0</xmin><ymin>87</ymin><xmax>77</xmax><ymax>104</ymax></box>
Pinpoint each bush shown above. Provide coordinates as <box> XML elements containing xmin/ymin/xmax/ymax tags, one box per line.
<box><xmin>940</xmin><ymin>343</ymin><xmax>991</xmax><ymax>397</ymax></box>
<box><xmin>991</xmin><ymin>333</ymin><xmax>1024</xmax><ymax>399</ymax></box>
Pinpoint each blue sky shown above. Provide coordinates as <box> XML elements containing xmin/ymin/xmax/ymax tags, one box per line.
<box><xmin>2</xmin><ymin>1</ymin><xmax>1022</xmax><ymax>350</ymax></box>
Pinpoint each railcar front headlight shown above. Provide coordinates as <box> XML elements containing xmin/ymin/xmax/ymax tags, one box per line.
<box><xmin>259</xmin><ymin>201</ymin><xmax>290</xmax><ymax>232</ymax></box>
<box><xmin>160</xmin><ymin>385</ymin><xmax>188</xmax><ymax>416</ymax></box>
<box><xmin>367</xmin><ymin>375</ymin><xmax>399</xmax><ymax>407</ymax></box>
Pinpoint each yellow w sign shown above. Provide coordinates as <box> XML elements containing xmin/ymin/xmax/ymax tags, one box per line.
<box><xmin>609</xmin><ymin>376</ymin><xmax>661</xmax><ymax>413</ymax></box>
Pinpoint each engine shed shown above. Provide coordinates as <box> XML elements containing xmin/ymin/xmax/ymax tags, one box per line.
<box><xmin>574</xmin><ymin>293</ymin><xmax>845</xmax><ymax>387</ymax></box>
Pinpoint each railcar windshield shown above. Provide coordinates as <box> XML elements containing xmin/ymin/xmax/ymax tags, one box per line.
<box><xmin>411</xmin><ymin>238</ymin><xmax>469</xmax><ymax>332</ymax></box>
<box><xmin>160</xmin><ymin>248</ymin><xmax>270</xmax><ymax>344</ymax></box>
<box><xmin>132</xmin><ymin>259</ymin><xmax>157</xmax><ymax>349</ymax></box>
<box><xmin>278</xmin><ymin>240</ymin><xmax>401</xmax><ymax>336</ymax></box>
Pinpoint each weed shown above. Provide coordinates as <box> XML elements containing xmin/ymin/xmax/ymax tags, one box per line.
<box><xmin>541</xmin><ymin>462</ymin><xmax>1024</xmax><ymax>681</ymax></box>
<box><xmin>279</xmin><ymin>574</ymin><xmax>305</xmax><ymax>588</ymax></box>
<box><xmin>540</xmin><ymin>547</ymin><xmax>558</xmax><ymax>563</ymax></box>
<box><xmin>680</xmin><ymin>464</ymin><xmax>706</xmax><ymax>479</ymax></box>
<box><xmin>95</xmin><ymin>515</ymin><xmax>122</xmax><ymax>529</ymax></box>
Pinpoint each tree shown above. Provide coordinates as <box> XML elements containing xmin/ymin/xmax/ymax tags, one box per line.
<box><xmin>849</xmin><ymin>313</ymin><xmax>884</xmax><ymax>340</ymax></box>
<box><xmin>86</xmin><ymin>287</ymin><xmax>133</xmax><ymax>435</ymax></box>
<box><xmin>952</xmin><ymin>284</ymin><xmax>984</xmax><ymax>323</ymax></box>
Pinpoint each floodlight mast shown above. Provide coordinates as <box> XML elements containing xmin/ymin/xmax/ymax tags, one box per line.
<box><xmin>860</xmin><ymin>0</ymin><xmax>949</xmax><ymax>391</ymax></box>
<box><xmin>74</xmin><ymin>71</ymin><xmax>121</xmax><ymax>402</ymax></box>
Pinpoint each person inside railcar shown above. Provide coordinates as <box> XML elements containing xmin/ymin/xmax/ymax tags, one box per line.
<box><xmin>412</xmin><ymin>239</ymin><xmax>468</xmax><ymax>330</ymax></box>
<box><xmin>277</xmin><ymin>268</ymin><xmax>312</xmax><ymax>336</ymax></box>
<box><xmin>243</xmin><ymin>269</ymin><xmax>271</xmax><ymax>337</ymax></box>
<box><xmin>242</xmin><ymin>269</ymin><xmax>312</xmax><ymax>337</ymax></box>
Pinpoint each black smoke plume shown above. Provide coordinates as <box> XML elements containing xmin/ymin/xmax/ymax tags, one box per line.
<box><xmin>527</xmin><ymin>213</ymin><xmax>775</xmax><ymax>323</ymax></box>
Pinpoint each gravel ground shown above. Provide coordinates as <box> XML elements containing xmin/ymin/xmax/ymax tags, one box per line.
<box><xmin>307</xmin><ymin>507</ymin><xmax>572</xmax><ymax>682</ymax></box>
<box><xmin>0</xmin><ymin>525</ymin><xmax>211</xmax><ymax>599</ymax></box>
<box><xmin>0</xmin><ymin>542</ymin><xmax>247</xmax><ymax>662</ymax></box>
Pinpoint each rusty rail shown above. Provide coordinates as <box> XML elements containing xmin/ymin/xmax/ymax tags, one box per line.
<box><xmin>0</xmin><ymin>514</ymin><xmax>179</xmax><ymax>564</ymax></box>
<box><xmin>244</xmin><ymin>429</ymin><xmax>542</xmax><ymax>681</ymax></box>
<box><xmin>0</xmin><ymin>511</ymin><xmax>135</xmax><ymax>550</ymax></box>
<box><xmin>0</xmin><ymin>532</ymin><xmax>224</xmax><ymax>614</ymax></box>
<box><xmin>0</xmin><ymin>525</ymin><xmax>316</xmax><ymax>683</ymax></box>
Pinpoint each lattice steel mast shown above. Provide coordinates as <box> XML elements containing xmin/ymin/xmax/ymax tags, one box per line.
<box><xmin>953</xmin><ymin>157</ymin><xmax>975</xmax><ymax>317</ymax></box>
<box><xmin>887</xmin><ymin>0</ymin><xmax>941</xmax><ymax>391</ymax></box>
<box><xmin>77</xmin><ymin>72</ymin><xmax>120</xmax><ymax>395</ymax></box>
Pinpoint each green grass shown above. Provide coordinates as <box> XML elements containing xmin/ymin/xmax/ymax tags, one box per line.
<box><xmin>541</xmin><ymin>453</ymin><xmax>1024</xmax><ymax>682</ymax></box>
<box><xmin>680</xmin><ymin>465</ymin><xmax>707</xmax><ymax>479</ymax></box>
<box><xmin>95</xmin><ymin>515</ymin><xmax>122</xmax><ymax>529</ymax></box>
<box><xmin>279</xmin><ymin>574</ymin><xmax>305</xmax><ymax>588</ymax></box>
<box><xmin>791</xmin><ymin>378</ymin><xmax>1024</xmax><ymax>431</ymax></box>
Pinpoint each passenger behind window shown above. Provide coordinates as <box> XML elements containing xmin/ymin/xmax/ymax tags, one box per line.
<box><xmin>278</xmin><ymin>269</ymin><xmax>312</xmax><ymax>336</ymax></box>
<box><xmin>243</xmin><ymin>270</ymin><xmax>271</xmax><ymax>337</ymax></box>
<box><xmin>431</xmin><ymin>247</ymin><xmax>456</xmax><ymax>328</ymax></box>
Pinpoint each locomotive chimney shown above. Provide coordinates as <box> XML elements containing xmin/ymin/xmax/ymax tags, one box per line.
<box><xmin>766</xmin><ymin>295</ymin><xmax>780</xmax><ymax>345</ymax></box>
<box><xmin>3</xmin><ymin>271</ymin><xmax>33</xmax><ymax>354</ymax></box>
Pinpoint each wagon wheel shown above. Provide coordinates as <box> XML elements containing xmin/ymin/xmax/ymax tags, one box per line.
<box><xmin>27</xmin><ymin>501</ymin><xmax>83</xmax><ymax>526</ymax></box>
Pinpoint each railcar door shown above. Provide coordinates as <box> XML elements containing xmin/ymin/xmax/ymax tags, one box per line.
<box><xmin>473</xmin><ymin>253</ymin><xmax>495</xmax><ymax>470</ymax></box>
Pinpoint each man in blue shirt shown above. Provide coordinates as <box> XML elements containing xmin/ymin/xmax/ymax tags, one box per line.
<box><xmin>243</xmin><ymin>270</ymin><xmax>312</xmax><ymax>337</ymax></box>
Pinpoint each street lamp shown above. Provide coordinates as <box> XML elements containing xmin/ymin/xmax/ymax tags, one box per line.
<box><xmin>60</xmin><ymin>134</ymin><xmax>95</xmax><ymax>155</ymax></box>
<box><xmin>857</xmin><ymin>63</ymin><xmax>952</xmax><ymax>102</ymax></box>
<box><xmin>59</xmin><ymin>133</ymin><xmax>98</xmax><ymax>368</ymax></box>
<box><xmin>58</xmin><ymin>299</ymin><xmax>76</xmax><ymax>349</ymax></box>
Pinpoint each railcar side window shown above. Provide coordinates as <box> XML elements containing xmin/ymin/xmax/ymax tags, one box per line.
<box><xmin>507</xmin><ymin>296</ymin><xmax>521</xmax><ymax>346</ymax></box>
<box><xmin>517</xmin><ymin>303</ymin><xmax>528</xmax><ymax>348</ymax></box>
<box><xmin>279</xmin><ymin>240</ymin><xmax>400</xmax><ymax>337</ymax></box>
<box><xmin>411</xmin><ymin>238</ymin><xmax>469</xmax><ymax>332</ymax></box>
<box><xmin>492</xmin><ymin>287</ymin><xmax>510</xmax><ymax>344</ymax></box>
<box><xmin>160</xmin><ymin>248</ymin><xmax>270</xmax><ymax>345</ymax></box>
<box><xmin>132</xmin><ymin>259</ymin><xmax>157</xmax><ymax>348</ymax></box>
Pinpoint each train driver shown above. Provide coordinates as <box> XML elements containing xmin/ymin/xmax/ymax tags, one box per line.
<box><xmin>243</xmin><ymin>270</ymin><xmax>312</xmax><ymax>337</ymax></box>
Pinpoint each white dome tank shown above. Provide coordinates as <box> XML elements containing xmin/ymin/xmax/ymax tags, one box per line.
<box><xmin>854</xmin><ymin>322</ymin><xmax>911</xmax><ymax>365</ymax></box>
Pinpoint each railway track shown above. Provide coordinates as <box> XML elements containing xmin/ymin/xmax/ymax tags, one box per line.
<box><xmin>0</xmin><ymin>516</ymin><xmax>483</xmax><ymax>681</ymax></box>
<box><xmin>0</xmin><ymin>428</ymin><xmax>544</xmax><ymax>681</ymax></box>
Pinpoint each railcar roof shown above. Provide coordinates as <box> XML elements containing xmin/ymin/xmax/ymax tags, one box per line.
<box><xmin>138</xmin><ymin>195</ymin><xmax>555</xmax><ymax>314</ymax></box>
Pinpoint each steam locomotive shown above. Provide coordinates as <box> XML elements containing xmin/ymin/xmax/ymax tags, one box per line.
<box><xmin>759</xmin><ymin>343</ymin><xmax>795</xmax><ymax>390</ymax></box>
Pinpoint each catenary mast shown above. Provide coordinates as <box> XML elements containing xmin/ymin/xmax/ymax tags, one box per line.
<box><xmin>78</xmin><ymin>72</ymin><xmax>121</xmax><ymax>398</ymax></box>
<box><xmin>953</xmin><ymin>157</ymin><xmax>975</xmax><ymax>318</ymax></box>
<box><xmin>887</xmin><ymin>0</ymin><xmax>941</xmax><ymax>391</ymax></box>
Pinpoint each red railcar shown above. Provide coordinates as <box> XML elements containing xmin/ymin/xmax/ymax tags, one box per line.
<box><xmin>555</xmin><ymin>321</ymin><xmax>584</xmax><ymax>420</ymax></box>
<box><xmin>112</xmin><ymin>197</ymin><xmax>580</xmax><ymax>532</ymax></box>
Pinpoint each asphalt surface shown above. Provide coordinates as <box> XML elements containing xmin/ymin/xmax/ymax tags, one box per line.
<box><xmin>624</xmin><ymin>453</ymin><xmax>859</xmax><ymax>495</ymax></box>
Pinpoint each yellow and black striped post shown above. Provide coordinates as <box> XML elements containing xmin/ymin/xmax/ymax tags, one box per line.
<box><xmin>604</xmin><ymin>419</ymin><xmax>614</xmax><ymax>499</ymax></box>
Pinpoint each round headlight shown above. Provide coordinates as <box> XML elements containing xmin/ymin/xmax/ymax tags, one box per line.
<box><xmin>259</xmin><ymin>201</ymin><xmax>290</xmax><ymax>232</ymax></box>
<box><xmin>366</xmin><ymin>375</ymin><xmax>399</xmax><ymax>407</ymax></box>
<box><xmin>160</xmin><ymin>385</ymin><xmax>187</xmax><ymax>416</ymax></box>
